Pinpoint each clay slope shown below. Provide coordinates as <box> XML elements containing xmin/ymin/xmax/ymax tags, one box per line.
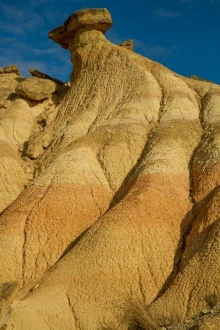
<box><xmin>0</xmin><ymin>8</ymin><xmax>220</xmax><ymax>330</ymax></box>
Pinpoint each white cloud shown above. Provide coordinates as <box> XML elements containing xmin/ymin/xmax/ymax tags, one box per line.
<box><xmin>105</xmin><ymin>29</ymin><xmax>123</xmax><ymax>45</ymax></box>
<box><xmin>134</xmin><ymin>39</ymin><xmax>179</xmax><ymax>58</ymax></box>
<box><xmin>179</xmin><ymin>0</ymin><xmax>194</xmax><ymax>8</ymax></box>
<box><xmin>0</xmin><ymin>38</ymin><xmax>71</xmax><ymax>81</ymax></box>
<box><xmin>153</xmin><ymin>8</ymin><xmax>181</xmax><ymax>19</ymax></box>
<box><xmin>30</xmin><ymin>0</ymin><xmax>53</xmax><ymax>5</ymax></box>
<box><xmin>0</xmin><ymin>2</ymin><xmax>44</xmax><ymax>35</ymax></box>
<box><xmin>31</xmin><ymin>0</ymin><xmax>87</xmax><ymax>8</ymax></box>
<box><xmin>0</xmin><ymin>2</ymin><xmax>74</xmax><ymax>81</ymax></box>
<box><xmin>0</xmin><ymin>18</ymin><xmax>44</xmax><ymax>35</ymax></box>
<box><xmin>45</xmin><ymin>8</ymin><xmax>76</xmax><ymax>25</ymax></box>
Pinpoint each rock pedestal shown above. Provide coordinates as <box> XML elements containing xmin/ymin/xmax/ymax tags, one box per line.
<box><xmin>49</xmin><ymin>8</ymin><xmax>113</xmax><ymax>81</ymax></box>
<box><xmin>48</xmin><ymin>8</ymin><xmax>112</xmax><ymax>48</ymax></box>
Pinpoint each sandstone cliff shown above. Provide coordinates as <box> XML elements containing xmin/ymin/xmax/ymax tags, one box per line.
<box><xmin>0</xmin><ymin>8</ymin><xmax>220</xmax><ymax>330</ymax></box>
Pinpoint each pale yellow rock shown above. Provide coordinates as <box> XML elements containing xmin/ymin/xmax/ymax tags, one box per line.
<box><xmin>199</xmin><ymin>315</ymin><xmax>220</xmax><ymax>330</ymax></box>
<box><xmin>16</xmin><ymin>77</ymin><xmax>56</xmax><ymax>101</ymax></box>
<box><xmin>0</xmin><ymin>87</ymin><xmax>15</xmax><ymax>103</ymax></box>
<box><xmin>0</xmin><ymin>69</ymin><xmax>65</xmax><ymax>215</ymax></box>
<box><xmin>4</xmin><ymin>65</ymin><xmax>21</xmax><ymax>75</ymax></box>
<box><xmin>0</xmin><ymin>152</ymin><xmax>27</xmax><ymax>212</ymax></box>
<box><xmin>0</xmin><ymin>98</ymin><xmax>34</xmax><ymax>148</ymax></box>
<box><xmin>41</xmin><ymin>133</ymin><xmax>52</xmax><ymax>148</ymax></box>
<box><xmin>0</xmin><ymin>73</ymin><xmax>23</xmax><ymax>90</ymax></box>
<box><xmin>29</xmin><ymin>104</ymin><xmax>46</xmax><ymax>118</ymax></box>
<box><xmin>25</xmin><ymin>139</ymin><xmax>44</xmax><ymax>159</ymax></box>
<box><xmin>3</xmin><ymin>100</ymin><xmax>12</xmax><ymax>109</ymax></box>
<box><xmin>0</xmin><ymin>73</ymin><xmax>25</xmax><ymax>115</ymax></box>
<box><xmin>0</xmin><ymin>98</ymin><xmax>36</xmax><ymax>212</ymax></box>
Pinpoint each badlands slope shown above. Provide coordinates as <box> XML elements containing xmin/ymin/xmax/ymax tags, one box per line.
<box><xmin>0</xmin><ymin>8</ymin><xmax>220</xmax><ymax>330</ymax></box>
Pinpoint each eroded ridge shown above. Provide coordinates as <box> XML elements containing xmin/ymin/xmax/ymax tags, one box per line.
<box><xmin>0</xmin><ymin>8</ymin><xmax>220</xmax><ymax>330</ymax></box>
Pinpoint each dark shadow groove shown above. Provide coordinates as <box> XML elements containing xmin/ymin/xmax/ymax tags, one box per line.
<box><xmin>109</xmin><ymin>97</ymin><xmax>167</xmax><ymax>208</ymax></box>
<box><xmin>150</xmin><ymin>184</ymin><xmax>220</xmax><ymax>304</ymax></box>
<box><xmin>58</xmin><ymin>225</ymin><xmax>92</xmax><ymax>261</ymax></box>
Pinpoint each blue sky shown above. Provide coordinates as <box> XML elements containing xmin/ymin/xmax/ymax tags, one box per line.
<box><xmin>0</xmin><ymin>0</ymin><xmax>219</xmax><ymax>84</ymax></box>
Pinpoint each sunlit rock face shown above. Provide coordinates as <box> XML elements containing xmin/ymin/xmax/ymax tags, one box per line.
<box><xmin>0</xmin><ymin>8</ymin><xmax>220</xmax><ymax>330</ymax></box>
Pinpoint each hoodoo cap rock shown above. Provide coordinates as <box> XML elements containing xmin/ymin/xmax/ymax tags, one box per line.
<box><xmin>48</xmin><ymin>8</ymin><xmax>113</xmax><ymax>49</ymax></box>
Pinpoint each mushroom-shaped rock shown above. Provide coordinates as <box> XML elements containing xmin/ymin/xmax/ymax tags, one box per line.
<box><xmin>15</xmin><ymin>77</ymin><xmax>56</xmax><ymax>101</ymax></box>
<box><xmin>48</xmin><ymin>8</ymin><xmax>113</xmax><ymax>49</ymax></box>
<box><xmin>49</xmin><ymin>8</ymin><xmax>113</xmax><ymax>82</ymax></box>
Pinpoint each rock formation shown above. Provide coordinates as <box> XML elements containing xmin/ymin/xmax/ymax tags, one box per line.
<box><xmin>0</xmin><ymin>7</ymin><xmax>219</xmax><ymax>330</ymax></box>
<box><xmin>29</xmin><ymin>68</ymin><xmax>64</xmax><ymax>85</ymax></box>
<box><xmin>0</xmin><ymin>66</ymin><xmax>67</xmax><ymax>212</ymax></box>
<box><xmin>15</xmin><ymin>77</ymin><xmax>56</xmax><ymax>101</ymax></box>
<box><xmin>119</xmin><ymin>39</ymin><xmax>134</xmax><ymax>51</ymax></box>
<box><xmin>3</xmin><ymin>65</ymin><xmax>21</xmax><ymax>75</ymax></box>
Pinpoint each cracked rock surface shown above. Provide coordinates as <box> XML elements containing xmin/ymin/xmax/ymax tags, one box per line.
<box><xmin>0</xmin><ymin>8</ymin><xmax>220</xmax><ymax>330</ymax></box>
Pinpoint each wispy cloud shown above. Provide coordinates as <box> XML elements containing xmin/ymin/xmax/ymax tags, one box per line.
<box><xmin>134</xmin><ymin>39</ymin><xmax>179</xmax><ymax>59</ymax></box>
<box><xmin>0</xmin><ymin>1</ymin><xmax>72</xmax><ymax>82</ymax></box>
<box><xmin>75</xmin><ymin>0</ymin><xmax>87</xmax><ymax>1</ymax></box>
<box><xmin>153</xmin><ymin>8</ymin><xmax>181</xmax><ymax>19</ymax></box>
<box><xmin>0</xmin><ymin>18</ymin><xmax>44</xmax><ymax>36</ymax></box>
<box><xmin>30</xmin><ymin>0</ymin><xmax>53</xmax><ymax>5</ymax></box>
<box><xmin>179</xmin><ymin>0</ymin><xmax>194</xmax><ymax>8</ymax></box>
<box><xmin>30</xmin><ymin>0</ymin><xmax>87</xmax><ymax>7</ymax></box>
<box><xmin>0</xmin><ymin>2</ymin><xmax>44</xmax><ymax>35</ymax></box>
<box><xmin>105</xmin><ymin>29</ymin><xmax>123</xmax><ymax>45</ymax></box>
<box><xmin>45</xmin><ymin>8</ymin><xmax>76</xmax><ymax>25</ymax></box>
<box><xmin>105</xmin><ymin>30</ymin><xmax>179</xmax><ymax>59</ymax></box>
<box><xmin>0</xmin><ymin>38</ymin><xmax>71</xmax><ymax>81</ymax></box>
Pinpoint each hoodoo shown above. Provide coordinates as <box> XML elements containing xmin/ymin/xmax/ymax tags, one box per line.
<box><xmin>0</xmin><ymin>8</ymin><xmax>220</xmax><ymax>330</ymax></box>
